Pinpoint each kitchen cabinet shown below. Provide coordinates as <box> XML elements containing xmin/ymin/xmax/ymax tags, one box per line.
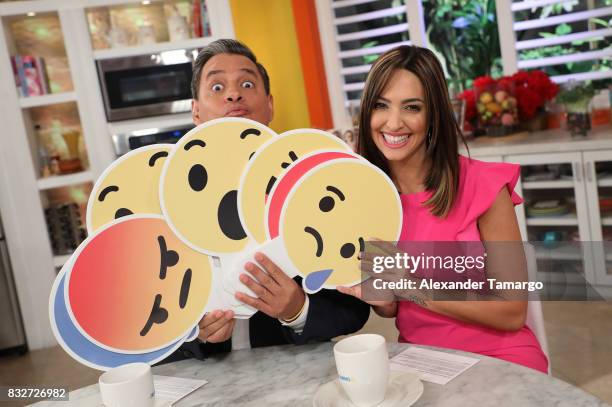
<box><xmin>467</xmin><ymin>128</ymin><xmax>612</xmax><ymax>291</ymax></box>
<box><xmin>0</xmin><ymin>0</ymin><xmax>233</xmax><ymax>349</ymax></box>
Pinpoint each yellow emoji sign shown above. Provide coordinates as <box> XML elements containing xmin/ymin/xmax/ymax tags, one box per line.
<box><xmin>238</xmin><ymin>129</ymin><xmax>350</xmax><ymax>244</ymax></box>
<box><xmin>161</xmin><ymin>118</ymin><xmax>276</xmax><ymax>255</ymax></box>
<box><xmin>269</xmin><ymin>154</ymin><xmax>402</xmax><ymax>292</ymax></box>
<box><xmin>86</xmin><ymin>144</ymin><xmax>172</xmax><ymax>233</ymax></box>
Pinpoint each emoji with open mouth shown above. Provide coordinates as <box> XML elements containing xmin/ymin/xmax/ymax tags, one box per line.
<box><xmin>86</xmin><ymin>144</ymin><xmax>172</xmax><ymax>233</ymax></box>
<box><xmin>238</xmin><ymin>129</ymin><xmax>350</xmax><ymax>244</ymax></box>
<box><xmin>65</xmin><ymin>215</ymin><xmax>212</xmax><ymax>353</ymax></box>
<box><xmin>160</xmin><ymin>118</ymin><xmax>276</xmax><ymax>255</ymax></box>
<box><xmin>266</xmin><ymin>151</ymin><xmax>402</xmax><ymax>293</ymax></box>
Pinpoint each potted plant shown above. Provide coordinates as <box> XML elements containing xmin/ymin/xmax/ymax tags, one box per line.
<box><xmin>556</xmin><ymin>81</ymin><xmax>596</xmax><ymax>137</ymax></box>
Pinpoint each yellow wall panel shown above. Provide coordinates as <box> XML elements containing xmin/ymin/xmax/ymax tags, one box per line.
<box><xmin>230</xmin><ymin>0</ymin><xmax>310</xmax><ymax>132</ymax></box>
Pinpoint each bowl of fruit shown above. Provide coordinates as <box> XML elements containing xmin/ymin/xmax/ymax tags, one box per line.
<box><xmin>476</xmin><ymin>85</ymin><xmax>519</xmax><ymax>137</ymax></box>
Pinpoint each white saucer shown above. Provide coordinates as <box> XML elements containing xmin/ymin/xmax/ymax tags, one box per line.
<box><xmin>313</xmin><ymin>370</ymin><xmax>423</xmax><ymax>407</ymax></box>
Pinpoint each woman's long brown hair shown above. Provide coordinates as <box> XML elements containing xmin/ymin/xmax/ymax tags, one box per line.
<box><xmin>358</xmin><ymin>45</ymin><xmax>467</xmax><ymax>217</ymax></box>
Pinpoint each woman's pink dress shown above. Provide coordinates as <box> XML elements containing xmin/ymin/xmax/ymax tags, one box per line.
<box><xmin>395</xmin><ymin>155</ymin><xmax>548</xmax><ymax>373</ymax></box>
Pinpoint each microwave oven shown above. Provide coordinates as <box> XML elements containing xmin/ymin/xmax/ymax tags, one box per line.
<box><xmin>96</xmin><ymin>49</ymin><xmax>198</xmax><ymax>122</ymax></box>
<box><xmin>111</xmin><ymin>124</ymin><xmax>194</xmax><ymax>156</ymax></box>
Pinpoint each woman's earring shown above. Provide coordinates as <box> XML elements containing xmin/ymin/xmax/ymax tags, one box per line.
<box><xmin>427</xmin><ymin>129</ymin><xmax>433</xmax><ymax>146</ymax></box>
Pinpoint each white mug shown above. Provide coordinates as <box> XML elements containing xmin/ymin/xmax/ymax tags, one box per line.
<box><xmin>99</xmin><ymin>363</ymin><xmax>155</xmax><ymax>407</ymax></box>
<box><xmin>333</xmin><ymin>334</ymin><xmax>389</xmax><ymax>407</ymax></box>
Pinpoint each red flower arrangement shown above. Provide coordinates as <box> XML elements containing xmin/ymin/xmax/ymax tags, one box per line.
<box><xmin>458</xmin><ymin>70</ymin><xmax>559</xmax><ymax>124</ymax></box>
<box><xmin>512</xmin><ymin>70</ymin><xmax>559</xmax><ymax>120</ymax></box>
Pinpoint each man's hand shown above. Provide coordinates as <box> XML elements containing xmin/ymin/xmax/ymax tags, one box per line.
<box><xmin>197</xmin><ymin>310</ymin><xmax>235</xmax><ymax>343</ymax></box>
<box><xmin>235</xmin><ymin>253</ymin><xmax>306</xmax><ymax>320</ymax></box>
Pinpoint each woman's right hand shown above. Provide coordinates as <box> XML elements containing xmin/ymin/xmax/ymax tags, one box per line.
<box><xmin>337</xmin><ymin>284</ymin><xmax>398</xmax><ymax>318</ymax></box>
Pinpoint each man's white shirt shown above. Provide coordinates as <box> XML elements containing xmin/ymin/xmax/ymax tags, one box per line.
<box><xmin>231</xmin><ymin>295</ymin><xmax>309</xmax><ymax>350</ymax></box>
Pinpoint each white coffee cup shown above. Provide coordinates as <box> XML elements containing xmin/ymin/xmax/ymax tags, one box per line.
<box><xmin>99</xmin><ymin>362</ymin><xmax>155</xmax><ymax>407</ymax></box>
<box><xmin>333</xmin><ymin>334</ymin><xmax>389</xmax><ymax>407</ymax></box>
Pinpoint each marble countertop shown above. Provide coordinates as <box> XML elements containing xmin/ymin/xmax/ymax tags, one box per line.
<box><xmin>461</xmin><ymin>125</ymin><xmax>612</xmax><ymax>157</ymax></box>
<box><xmin>32</xmin><ymin>342</ymin><xmax>609</xmax><ymax>407</ymax></box>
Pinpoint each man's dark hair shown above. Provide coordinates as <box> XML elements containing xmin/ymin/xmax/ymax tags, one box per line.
<box><xmin>191</xmin><ymin>39</ymin><xmax>271</xmax><ymax>99</ymax></box>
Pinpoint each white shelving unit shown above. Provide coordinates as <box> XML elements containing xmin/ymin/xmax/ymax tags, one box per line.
<box><xmin>534</xmin><ymin>243</ymin><xmax>583</xmax><ymax>261</ymax></box>
<box><xmin>525</xmin><ymin>215</ymin><xmax>579</xmax><ymax>226</ymax></box>
<box><xmin>92</xmin><ymin>36</ymin><xmax>218</xmax><ymax>60</ymax></box>
<box><xmin>18</xmin><ymin>91</ymin><xmax>77</xmax><ymax>108</ymax></box>
<box><xmin>522</xmin><ymin>180</ymin><xmax>574</xmax><ymax>190</ymax></box>
<box><xmin>36</xmin><ymin>171</ymin><xmax>94</xmax><ymax>191</ymax></box>
<box><xmin>583</xmin><ymin>150</ymin><xmax>612</xmax><ymax>285</ymax></box>
<box><xmin>469</xmin><ymin>127</ymin><xmax>612</xmax><ymax>294</ymax></box>
<box><xmin>0</xmin><ymin>0</ymin><xmax>234</xmax><ymax>350</ymax></box>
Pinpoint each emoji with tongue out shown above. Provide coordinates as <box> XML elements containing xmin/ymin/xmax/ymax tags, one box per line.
<box><xmin>160</xmin><ymin>118</ymin><xmax>276</xmax><ymax>255</ymax></box>
<box><xmin>64</xmin><ymin>215</ymin><xmax>212</xmax><ymax>353</ymax></box>
<box><xmin>238</xmin><ymin>129</ymin><xmax>350</xmax><ymax>244</ymax></box>
<box><xmin>265</xmin><ymin>151</ymin><xmax>402</xmax><ymax>293</ymax></box>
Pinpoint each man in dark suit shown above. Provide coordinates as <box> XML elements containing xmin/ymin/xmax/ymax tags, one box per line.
<box><xmin>165</xmin><ymin>39</ymin><xmax>369</xmax><ymax>361</ymax></box>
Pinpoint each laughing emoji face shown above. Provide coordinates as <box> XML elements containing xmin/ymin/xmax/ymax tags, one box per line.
<box><xmin>65</xmin><ymin>215</ymin><xmax>212</xmax><ymax>353</ymax></box>
<box><xmin>87</xmin><ymin>145</ymin><xmax>172</xmax><ymax>233</ymax></box>
<box><xmin>238</xmin><ymin>129</ymin><xmax>350</xmax><ymax>243</ymax></box>
<box><xmin>267</xmin><ymin>153</ymin><xmax>402</xmax><ymax>292</ymax></box>
<box><xmin>161</xmin><ymin>118</ymin><xmax>276</xmax><ymax>255</ymax></box>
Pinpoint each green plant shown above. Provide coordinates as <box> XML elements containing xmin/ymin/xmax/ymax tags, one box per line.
<box><xmin>556</xmin><ymin>82</ymin><xmax>596</xmax><ymax>112</ymax></box>
<box><xmin>361</xmin><ymin>40</ymin><xmax>381</xmax><ymax>65</ymax></box>
<box><xmin>423</xmin><ymin>0</ymin><xmax>502</xmax><ymax>92</ymax></box>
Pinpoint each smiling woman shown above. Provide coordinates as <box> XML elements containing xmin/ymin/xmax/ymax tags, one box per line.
<box><xmin>369</xmin><ymin>70</ymin><xmax>428</xmax><ymax>163</ymax></box>
<box><xmin>339</xmin><ymin>45</ymin><xmax>549</xmax><ymax>374</ymax></box>
<box><xmin>358</xmin><ymin>46</ymin><xmax>462</xmax><ymax>217</ymax></box>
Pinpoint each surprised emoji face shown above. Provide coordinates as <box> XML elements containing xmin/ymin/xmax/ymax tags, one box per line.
<box><xmin>161</xmin><ymin>118</ymin><xmax>276</xmax><ymax>255</ymax></box>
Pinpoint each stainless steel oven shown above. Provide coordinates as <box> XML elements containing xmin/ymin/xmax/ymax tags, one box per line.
<box><xmin>111</xmin><ymin>124</ymin><xmax>194</xmax><ymax>156</ymax></box>
<box><xmin>96</xmin><ymin>49</ymin><xmax>198</xmax><ymax>122</ymax></box>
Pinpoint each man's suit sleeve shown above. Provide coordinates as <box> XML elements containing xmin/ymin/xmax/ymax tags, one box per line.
<box><xmin>283</xmin><ymin>284</ymin><xmax>370</xmax><ymax>345</ymax></box>
<box><xmin>160</xmin><ymin>338</ymin><xmax>231</xmax><ymax>364</ymax></box>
